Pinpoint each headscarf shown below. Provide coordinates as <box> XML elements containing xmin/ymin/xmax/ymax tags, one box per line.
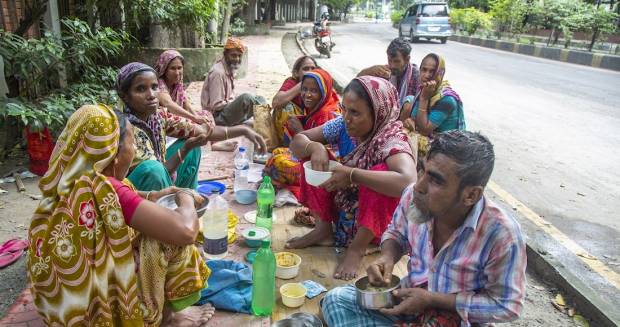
<box><xmin>418</xmin><ymin>53</ymin><xmax>462</xmax><ymax>109</ymax></box>
<box><xmin>28</xmin><ymin>105</ymin><xmax>143</xmax><ymax>325</ymax></box>
<box><xmin>224</xmin><ymin>37</ymin><xmax>245</xmax><ymax>53</ymax></box>
<box><xmin>116</xmin><ymin>62</ymin><xmax>165</xmax><ymax>161</ymax></box>
<box><xmin>155</xmin><ymin>49</ymin><xmax>186</xmax><ymax>107</ymax></box>
<box><xmin>334</xmin><ymin>76</ymin><xmax>412</xmax><ymax>215</ymax></box>
<box><xmin>299</xmin><ymin>68</ymin><xmax>340</xmax><ymax>128</ymax></box>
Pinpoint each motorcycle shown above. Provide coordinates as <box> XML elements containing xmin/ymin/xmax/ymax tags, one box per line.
<box><xmin>313</xmin><ymin>21</ymin><xmax>334</xmax><ymax>58</ymax></box>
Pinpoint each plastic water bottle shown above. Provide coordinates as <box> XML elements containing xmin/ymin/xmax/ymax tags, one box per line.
<box><xmin>256</xmin><ymin>176</ymin><xmax>275</xmax><ymax>231</ymax></box>
<box><xmin>202</xmin><ymin>191</ymin><xmax>229</xmax><ymax>259</ymax></box>
<box><xmin>234</xmin><ymin>147</ymin><xmax>250</xmax><ymax>192</ymax></box>
<box><xmin>251</xmin><ymin>239</ymin><xmax>276</xmax><ymax>316</ymax></box>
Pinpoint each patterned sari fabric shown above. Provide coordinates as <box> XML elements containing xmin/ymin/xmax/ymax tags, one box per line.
<box><xmin>300</xmin><ymin>76</ymin><xmax>412</xmax><ymax>246</ymax></box>
<box><xmin>27</xmin><ymin>104</ymin><xmax>209</xmax><ymax>326</ymax></box>
<box><xmin>265</xmin><ymin>69</ymin><xmax>340</xmax><ymax>197</ymax></box>
<box><xmin>155</xmin><ymin>49</ymin><xmax>186</xmax><ymax>107</ymax></box>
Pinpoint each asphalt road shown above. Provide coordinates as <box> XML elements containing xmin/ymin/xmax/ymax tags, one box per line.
<box><xmin>303</xmin><ymin>22</ymin><xmax>620</xmax><ymax>272</ymax></box>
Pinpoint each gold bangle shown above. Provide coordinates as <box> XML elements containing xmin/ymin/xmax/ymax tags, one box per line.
<box><xmin>146</xmin><ymin>191</ymin><xmax>152</xmax><ymax>201</ymax></box>
<box><xmin>349</xmin><ymin>168</ymin><xmax>356</xmax><ymax>184</ymax></box>
<box><xmin>224</xmin><ymin>127</ymin><xmax>229</xmax><ymax>140</ymax></box>
<box><xmin>304</xmin><ymin>141</ymin><xmax>314</xmax><ymax>155</ymax></box>
<box><xmin>177</xmin><ymin>149</ymin><xmax>184</xmax><ymax>161</ymax></box>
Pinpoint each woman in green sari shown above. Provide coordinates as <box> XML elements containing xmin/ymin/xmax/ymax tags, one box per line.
<box><xmin>118</xmin><ymin>62</ymin><xmax>211</xmax><ymax>191</ymax></box>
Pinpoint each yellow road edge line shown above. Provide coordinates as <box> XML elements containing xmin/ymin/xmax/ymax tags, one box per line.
<box><xmin>488</xmin><ymin>180</ymin><xmax>620</xmax><ymax>291</ymax></box>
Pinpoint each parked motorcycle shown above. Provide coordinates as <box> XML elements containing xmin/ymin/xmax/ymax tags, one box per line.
<box><xmin>313</xmin><ymin>22</ymin><xmax>334</xmax><ymax>58</ymax></box>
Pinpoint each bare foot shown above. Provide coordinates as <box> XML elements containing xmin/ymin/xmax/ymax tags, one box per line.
<box><xmin>163</xmin><ymin>303</ymin><xmax>215</xmax><ymax>327</ymax></box>
<box><xmin>211</xmin><ymin>140</ymin><xmax>238</xmax><ymax>152</ymax></box>
<box><xmin>285</xmin><ymin>223</ymin><xmax>333</xmax><ymax>249</ymax></box>
<box><xmin>334</xmin><ymin>249</ymin><xmax>364</xmax><ymax>281</ymax></box>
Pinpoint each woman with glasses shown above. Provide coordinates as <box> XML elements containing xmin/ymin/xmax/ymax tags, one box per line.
<box><xmin>264</xmin><ymin>68</ymin><xmax>340</xmax><ymax>202</ymax></box>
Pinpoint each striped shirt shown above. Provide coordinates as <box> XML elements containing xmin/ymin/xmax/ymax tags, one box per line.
<box><xmin>382</xmin><ymin>184</ymin><xmax>527</xmax><ymax>326</ymax></box>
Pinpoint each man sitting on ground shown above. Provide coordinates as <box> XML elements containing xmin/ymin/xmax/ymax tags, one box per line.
<box><xmin>357</xmin><ymin>37</ymin><xmax>419</xmax><ymax>106</ymax></box>
<box><xmin>322</xmin><ymin>130</ymin><xmax>527</xmax><ymax>327</ymax></box>
<box><xmin>201</xmin><ymin>37</ymin><xmax>266</xmax><ymax>126</ymax></box>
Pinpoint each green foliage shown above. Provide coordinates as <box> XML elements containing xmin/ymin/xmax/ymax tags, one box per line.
<box><xmin>449</xmin><ymin>0</ymin><xmax>489</xmax><ymax>11</ymax></box>
<box><xmin>230</xmin><ymin>17</ymin><xmax>246</xmax><ymax>35</ymax></box>
<box><xmin>391</xmin><ymin>10</ymin><xmax>405</xmax><ymax>24</ymax></box>
<box><xmin>123</xmin><ymin>0</ymin><xmax>217</xmax><ymax>34</ymax></box>
<box><xmin>366</xmin><ymin>10</ymin><xmax>375</xmax><ymax>18</ymax></box>
<box><xmin>489</xmin><ymin>0</ymin><xmax>529</xmax><ymax>36</ymax></box>
<box><xmin>0</xmin><ymin>18</ymin><xmax>129</xmax><ymax>132</ymax></box>
<box><xmin>324</xmin><ymin>0</ymin><xmax>363</xmax><ymax>15</ymax></box>
<box><xmin>451</xmin><ymin>7</ymin><xmax>493</xmax><ymax>35</ymax></box>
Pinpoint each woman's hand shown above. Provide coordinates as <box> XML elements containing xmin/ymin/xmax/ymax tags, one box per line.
<box><xmin>286</xmin><ymin>115</ymin><xmax>304</xmax><ymax>134</ymax></box>
<box><xmin>404</xmin><ymin>118</ymin><xmax>417</xmax><ymax>131</ymax></box>
<box><xmin>174</xmin><ymin>190</ymin><xmax>196</xmax><ymax>208</ymax></box>
<box><xmin>148</xmin><ymin>186</ymin><xmax>180</xmax><ymax>202</ymax></box>
<box><xmin>309</xmin><ymin>142</ymin><xmax>330</xmax><ymax>171</ymax></box>
<box><xmin>420</xmin><ymin>80</ymin><xmax>437</xmax><ymax>100</ymax></box>
<box><xmin>191</xmin><ymin>114</ymin><xmax>211</xmax><ymax>126</ymax></box>
<box><xmin>183</xmin><ymin>134</ymin><xmax>209</xmax><ymax>152</ymax></box>
<box><xmin>241</xmin><ymin>126</ymin><xmax>267</xmax><ymax>154</ymax></box>
<box><xmin>319</xmin><ymin>165</ymin><xmax>352</xmax><ymax>192</ymax></box>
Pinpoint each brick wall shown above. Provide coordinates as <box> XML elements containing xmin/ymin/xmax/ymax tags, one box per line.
<box><xmin>1</xmin><ymin>0</ymin><xmax>41</xmax><ymax>38</ymax></box>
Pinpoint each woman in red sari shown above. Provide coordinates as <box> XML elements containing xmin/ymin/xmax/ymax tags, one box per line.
<box><xmin>264</xmin><ymin>68</ymin><xmax>340</xmax><ymax>198</ymax></box>
<box><xmin>286</xmin><ymin>76</ymin><xmax>416</xmax><ymax>280</ymax></box>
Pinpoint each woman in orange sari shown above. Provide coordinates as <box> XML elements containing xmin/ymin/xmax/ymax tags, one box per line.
<box><xmin>264</xmin><ymin>68</ymin><xmax>340</xmax><ymax>198</ymax></box>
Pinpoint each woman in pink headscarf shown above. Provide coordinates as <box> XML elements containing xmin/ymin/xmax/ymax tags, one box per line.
<box><xmin>155</xmin><ymin>49</ymin><xmax>266</xmax><ymax>152</ymax></box>
<box><xmin>286</xmin><ymin>76</ymin><xmax>416</xmax><ymax>281</ymax></box>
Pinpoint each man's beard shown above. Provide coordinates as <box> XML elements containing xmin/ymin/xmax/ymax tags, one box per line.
<box><xmin>406</xmin><ymin>196</ymin><xmax>432</xmax><ymax>224</ymax></box>
<box><xmin>229</xmin><ymin>63</ymin><xmax>240</xmax><ymax>72</ymax></box>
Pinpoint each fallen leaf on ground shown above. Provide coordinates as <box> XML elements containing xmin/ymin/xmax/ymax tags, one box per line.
<box><xmin>577</xmin><ymin>253</ymin><xmax>597</xmax><ymax>260</ymax></box>
<box><xmin>577</xmin><ymin>192</ymin><xmax>586</xmax><ymax>197</ymax></box>
<box><xmin>554</xmin><ymin>294</ymin><xmax>566</xmax><ymax>306</ymax></box>
<box><xmin>551</xmin><ymin>301</ymin><xmax>565</xmax><ymax>313</ymax></box>
<box><xmin>532</xmin><ymin>285</ymin><xmax>545</xmax><ymax>291</ymax></box>
<box><xmin>573</xmin><ymin>314</ymin><xmax>589</xmax><ymax>327</ymax></box>
<box><xmin>311</xmin><ymin>269</ymin><xmax>326</xmax><ymax>278</ymax></box>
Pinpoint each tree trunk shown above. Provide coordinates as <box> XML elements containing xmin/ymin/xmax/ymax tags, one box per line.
<box><xmin>221</xmin><ymin>0</ymin><xmax>234</xmax><ymax>43</ymax></box>
<box><xmin>14</xmin><ymin>0</ymin><xmax>48</xmax><ymax>37</ymax></box>
<box><xmin>547</xmin><ymin>27</ymin><xmax>554</xmax><ymax>46</ymax></box>
<box><xmin>588</xmin><ymin>28</ymin><xmax>599</xmax><ymax>52</ymax></box>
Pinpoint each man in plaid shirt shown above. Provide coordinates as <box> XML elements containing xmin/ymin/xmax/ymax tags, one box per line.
<box><xmin>322</xmin><ymin>131</ymin><xmax>527</xmax><ymax>327</ymax></box>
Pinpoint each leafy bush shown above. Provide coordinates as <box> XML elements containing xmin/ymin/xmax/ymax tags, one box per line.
<box><xmin>451</xmin><ymin>8</ymin><xmax>492</xmax><ymax>35</ymax></box>
<box><xmin>489</xmin><ymin>0</ymin><xmax>528</xmax><ymax>36</ymax></box>
<box><xmin>366</xmin><ymin>11</ymin><xmax>375</xmax><ymax>18</ymax></box>
<box><xmin>391</xmin><ymin>10</ymin><xmax>404</xmax><ymax>24</ymax></box>
<box><xmin>231</xmin><ymin>17</ymin><xmax>246</xmax><ymax>35</ymax></box>
<box><xmin>0</xmin><ymin>18</ymin><xmax>129</xmax><ymax>132</ymax></box>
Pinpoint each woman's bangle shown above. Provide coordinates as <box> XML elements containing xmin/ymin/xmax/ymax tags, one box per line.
<box><xmin>224</xmin><ymin>127</ymin><xmax>229</xmax><ymax>140</ymax></box>
<box><xmin>177</xmin><ymin>189</ymin><xmax>194</xmax><ymax>198</ymax></box>
<box><xmin>177</xmin><ymin>149</ymin><xmax>184</xmax><ymax>162</ymax></box>
<box><xmin>146</xmin><ymin>191</ymin><xmax>152</xmax><ymax>201</ymax></box>
<box><xmin>304</xmin><ymin>141</ymin><xmax>314</xmax><ymax>155</ymax></box>
<box><xmin>349</xmin><ymin>168</ymin><xmax>357</xmax><ymax>184</ymax></box>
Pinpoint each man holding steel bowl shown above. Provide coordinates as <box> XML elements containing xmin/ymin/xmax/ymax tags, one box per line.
<box><xmin>321</xmin><ymin>131</ymin><xmax>527</xmax><ymax>326</ymax></box>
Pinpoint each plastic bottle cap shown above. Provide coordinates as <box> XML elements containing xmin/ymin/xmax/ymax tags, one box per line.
<box><xmin>261</xmin><ymin>239</ymin><xmax>271</xmax><ymax>248</ymax></box>
<box><xmin>249</xmin><ymin>231</ymin><xmax>256</xmax><ymax>237</ymax></box>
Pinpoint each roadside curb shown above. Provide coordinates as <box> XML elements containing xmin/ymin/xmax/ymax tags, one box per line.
<box><xmin>449</xmin><ymin>35</ymin><xmax>620</xmax><ymax>72</ymax></box>
<box><xmin>292</xmin><ymin>32</ymin><xmax>620</xmax><ymax>326</ymax></box>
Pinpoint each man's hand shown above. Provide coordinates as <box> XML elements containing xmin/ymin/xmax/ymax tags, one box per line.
<box><xmin>367</xmin><ymin>254</ymin><xmax>396</xmax><ymax>286</ymax></box>
<box><xmin>379</xmin><ymin>288</ymin><xmax>431</xmax><ymax>316</ymax></box>
<box><xmin>358</xmin><ymin>65</ymin><xmax>391</xmax><ymax>80</ymax></box>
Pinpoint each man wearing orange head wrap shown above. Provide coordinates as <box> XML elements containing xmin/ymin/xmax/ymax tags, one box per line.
<box><xmin>201</xmin><ymin>37</ymin><xmax>266</xmax><ymax>126</ymax></box>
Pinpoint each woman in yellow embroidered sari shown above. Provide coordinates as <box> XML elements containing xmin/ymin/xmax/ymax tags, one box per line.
<box><xmin>28</xmin><ymin>104</ymin><xmax>213</xmax><ymax>326</ymax></box>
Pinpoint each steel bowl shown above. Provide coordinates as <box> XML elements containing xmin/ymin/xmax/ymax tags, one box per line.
<box><xmin>355</xmin><ymin>275</ymin><xmax>401</xmax><ymax>310</ymax></box>
<box><xmin>289</xmin><ymin>313</ymin><xmax>323</xmax><ymax>327</ymax></box>
<box><xmin>271</xmin><ymin>318</ymin><xmax>307</xmax><ymax>327</ymax></box>
<box><xmin>156</xmin><ymin>193</ymin><xmax>209</xmax><ymax>218</ymax></box>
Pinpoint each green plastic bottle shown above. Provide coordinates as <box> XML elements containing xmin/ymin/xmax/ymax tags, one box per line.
<box><xmin>251</xmin><ymin>239</ymin><xmax>276</xmax><ymax>316</ymax></box>
<box><xmin>256</xmin><ymin>176</ymin><xmax>275</xmax><ymax>231</ymax></box>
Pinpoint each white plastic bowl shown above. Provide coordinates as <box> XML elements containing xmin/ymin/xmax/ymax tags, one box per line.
<box><xmin>275</xmin><ymin>252</ymin><xmax>302</xmax><ymax>279</ymax></box>
<box><xmin>303</xmin><ymin>160</ymin><xmax>341</xmax><ymax>186</ymax></box>
<box><xmin>280</xmin><ymin>283</ymin><xmax>307</xmax><ymax>308</ymax></box>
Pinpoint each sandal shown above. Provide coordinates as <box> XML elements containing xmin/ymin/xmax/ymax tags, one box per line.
<box><xmin>293</xmin><ymin>208</ymin><xmax>316</xmax><ymax>227</ymax></box>
<box><xmin>0</xmin><ymin>248</ymin><xmax>24</xmax><ymax>269</ymax></box>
